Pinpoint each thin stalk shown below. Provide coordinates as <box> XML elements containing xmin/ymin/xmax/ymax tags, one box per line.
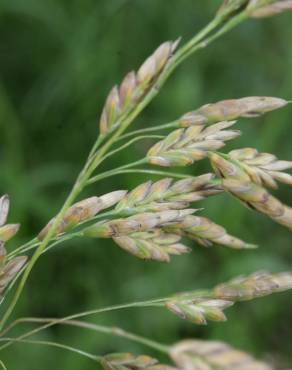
<box><xmin>87</xmin><ymin>158</ymin><xmax>148</xmax><ymax>185</ymax></box>
<box><xmin>0</xmin><ymin>337</ymin><xmax>101</xmax><ymax>362</ymax></box>
<box><xmin>116</xmin><ymin>121</ymin><xmax>179</xmax><ymax>142</ymax></box>
<box><xmin>0</xmin><ymin>290</ymin><xmax>213</xmax><ymax>352</ymax></box>
<box><xmin>0</xmin><ymin>299</ymin><xmax>167</xmax><ymax>352</ymax></box>
<box><xmin>0</xmin><ymin>360</ymin><xmax>7</xmax><ymax>370</ymax></box>
<box><xmin>1</xmin><ymin>318</ymin><xmax>170</xmax><ymax>354</ymax></box>
<box><xmin>101</xmin><ymin>135</ymin><xmax>164</xmax><ymax>162</ymax></box>
<box><xmin>88</xmin><ymin>169</ymin><xmax>191</xmax><ymax>186</ymax></box>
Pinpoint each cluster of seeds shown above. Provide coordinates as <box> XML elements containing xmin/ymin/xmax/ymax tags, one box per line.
<box><xmin>209</xmin><ymin>152</ymin><xmax>292</xmax><ymax>229</ymax></box>
<box><xmin>164</xmin><ymin>271</ymin><xmax>292</xmax><ymax>325</ymax></box>
<box><xmin>100</xmin><ymin>41</ymin><xmax>179</xmax><ymax>135</ymax></box>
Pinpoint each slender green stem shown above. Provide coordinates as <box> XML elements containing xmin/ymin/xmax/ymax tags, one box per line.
<box><xmin>116</xmin><ymin>121</ymin><xmax>179</xmax><ymax>142</ymax></box>
<box><xmin>88</xmin><ymin>168</ymin><xmax>190</xmax><ymax>186</ymax></box>
<box><xmin>101</xmin><ymin>135</ymin><xmax>164</xmax><ymax>163</ymax></box>
<box><xmin>87</xmin><ymin>158</ymin><xmax>148</xmax><ymax>185</ymax></box>
<box><xmin>1</xmin><ymin>318</ymin><xmax>170</xmax><ymax>354</ymax></box>
<box><xmin>0</xmin><ymin>360</ymin><xmax>7</xmax><ymax>370</ymax></box>
<box><xmin>0</xmin><ymin>337</ymin><xmax>101</xmax><ymax>362</ymax></box>
<box><xmin>0</xmin><ymin>299</ymin><xmax>166</xmax><ymax>352</ymax></box>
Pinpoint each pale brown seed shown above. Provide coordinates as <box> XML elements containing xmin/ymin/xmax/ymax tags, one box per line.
<box><xmin>0</xmin><ymin>224</ymin><xmax>20</xmax><ymax>242</ymax></box>
<box><xmin>0</xmin><ymin>256</ymin><xmax>27</xmax><ymax>294</ymax></box>
<box><xmin>0</xmin><ymin>195</ymin><xmax>10</xmax><ymax>227</ymax></box>
<box><xmin>170</xmin><ymin>339</ymin><xmax>273</xmax><ymax>370</ymax></box>
<box><xmin>249</xmin><ymin>0</ymin><xmax>292</xmax><ymax>17</ymax></box>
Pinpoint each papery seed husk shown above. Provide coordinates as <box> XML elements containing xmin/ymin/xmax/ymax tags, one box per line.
<box><xmin>0</xmin><ymin>195</ymin><xmax>10</xmax><ymax>227</ymax></box>
<box><xmin>0</xmin><ymin>224</ymin><xmax>20</xmax><ymax>242</ymax></box>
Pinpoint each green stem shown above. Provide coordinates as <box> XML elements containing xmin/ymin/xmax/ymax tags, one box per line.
<box><xmin>101</xmin><ymin>135</ymin><xmax>164</xmax><ymax>162</ymax></box>
<box><xmin>0</xmin><ymin>337</ymin><xmax>101</xmax><ymax>362</ymax></box>
<box><xmin>88</xmin><ymin>168</ymin><xmax>190</xmax><ymax>186</ymax></box>
<box><xmin>116</xmin><ymin>121</ymin><xmax>179</xmax><ymax>142</ymax></box>
<box><xmin>0</xmin><ymin>299</ymin><xmax>166</xmax><ymax>352</ymax></box>
<box><xmin>87</xmin><ymin>158</ymin><xmax>148</xmax><ymax>185</ymax></box>
<box><xmin>0</xmin><ymin>360</ymin><xmax>7</xmax><ymax>370</ymax></box>
<box><xmin>1</xmin><ymin>318</ymin><xmax>170</xmax><ymax>354</ymax></box>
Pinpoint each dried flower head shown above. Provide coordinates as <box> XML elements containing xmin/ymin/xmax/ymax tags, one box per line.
<box><xmin>229</xmin><ymin>147</ymin><xmax>292</xmax><ymax>189</ymax></box>
<box><xmin>38</xmin><ymin>191</ymin><xmax>127</xmax><ymax>240</ymax></box>
<box><xmin>101</xmin><ymin>353</ymin><xmax>176</xmax><ymax>370</ymax></box>
<box><xmin>179</xmin><ymin>97</ymin><xmax>288</xmax><ymax>127</ymax></box>
<box><xmin>115</xmin><ymin>174</ymin><xmax>222</xmax><ymax>215</ymax></box>
<box><xmin>147</xmin><ymin>121</ymin><xmax>239</xmax><ymax>167</ymax></box>
<box><xmin>165</xmin><ymin>215</ymin><xmax>255</xmax><ymax>250</ymax></box>
<box><xmin>214</xmin><ymin>271</ymin><xmax>292</xmax><ymax>301</ymax></box>
<box><xmin>170</xmin><ymin>340</ymin><xmax>273</xmax><ymax>370</ymax></box>
<box><xmin>114</xmin><ymin>230</ymin><xmax>190</xmax><ymax>262</ymax></box>
<box><xmin>209</xmin><ymin>152</ymin><xmax>292</xmax><ymax>229</ymax></box>
<box><xmin>166</xmin><ymin>298</ymin><xmax>233</xmax><ymax>325</ymax></box>
<box><xmin>100</xmin><ymin>41</ymin><xmax>179</xmax><ymax>135</ymax></box>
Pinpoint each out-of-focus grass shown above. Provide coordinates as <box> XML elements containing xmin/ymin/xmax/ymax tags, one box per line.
<box><xmin>0</xmin><ymin>1</ymin><xmax>292</xmax><ymax>368</ymax></box>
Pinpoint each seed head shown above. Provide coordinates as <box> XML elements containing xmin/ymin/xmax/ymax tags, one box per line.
<box><xmin>168</xmin><ymin>215</ymin><xmax>256</xmax><ymax>249</ymax></box>
<box><xmin>214</xmin><ymin>271</ymin><xmax>292</xmax><ymax>301</ymax></box>
<box><xmin>209</xmin><ymin>152</ymin><xmax>292</xmax><ymax>229</ymax></box>
<box><xmin>166</xmin><ymin>299</ymin><xmax>233</xmax><ymax>325</ymax></box>
<box><xmin>147</xmin><ymin>121</ymin><xmax>240</xmax><ymax>167</ymax></box>
<box><xmin>114</xmin><ymin>229</ymin><xmax>190</xmax><ymax>262</ymax></box>
<box><xmin>179</xmin><ymin>97</ymin><xmax>288</xmax><ymax>127</ymax></box>
<box><xmin>38</xmin><ymin>191</ymin><xmax>126</xmax><ymax>240</ymax></box>
<box><xmin>100</xmin><ymin>40</ymin><xmax>179</xmax><ymax>135</ymax></box>
<box><xmin>229</xmin><ymin>147</ymin><xmax>292</xmax><ymax>189</ymax></box>
<box><xmin>170</xmin><ymin>340</ymin><xmax>273</xmax><ymax>370</ymax></box>
<box><xmin>115</xmin><ymin>174</ymin><xmax>222</xmax><ymax>214</ymax></box>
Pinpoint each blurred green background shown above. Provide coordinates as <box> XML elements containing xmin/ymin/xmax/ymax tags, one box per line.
<box><xmin>0</xmin><ymin>0</ymin><xmax>292</xmax><ymax>368</ymax></box>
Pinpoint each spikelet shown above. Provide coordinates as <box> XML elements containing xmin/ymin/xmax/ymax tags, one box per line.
<box><xmin>229</xmin><ymin>147</ymin><xmax>292</xmax><ymax>189</ymax></box>
<box><xmin>83</xmin><ymin>209</ymin><xmax>196</xmax><ymax>238</ymax></box>
<box><xmin>248</xmin><ymin>0</ymin><xmax>292</xmax><ymax>17</ymax></box>
<box><xmin>0</xmin><ymin>195</ymin><xmax>20</xmax><ymax>243</ymax></box>
<box><xmin>113</xmin><ymin>229</ymin><xmax>190</xmax><ymax>262</ymax></box>
<box><xmin>101</xmin><ymin>353</ymin><xmax>176</xmax><ymax>370</ymax></box>
<box><xmin>165</xmin><ymin>215</ymin><xmax>255</xmax><ymax>250</ymax></box>
<box><xmin>38</xmin><ymin>191</ymin><xmax>127</xmax><ymax>240</ymax></box>
<box><xmin>115</xmin><ymin>174</ymin><xmax>222</xmax><ymax>215</ymax></box>
<box><xmin>209</xmin><ymin>152</ymin><xmax>292</xmax><ymax>229</ymax></box>
<box><xmin>0</xmin><ymin>256</ymin><xmax>27</xmax><ymax>295</ymax></box>
<box><xmin>179</xmin><ymin>97</ymin><xmax>288</xmax><ymax>127</ymax></box>
<box><xmin>166</xmin><ymin>298</ymin><xmax>233</xmax><ymax>325</ymax></box>
<box><xmin>100</xmin><ymin>41</ymin><xmax>179</xmax><ymax>135</ymax></box>
<box><xmin>147</xmin><ymin>121</ymin><xmax>240</xmax><ymax>167</ymax></box>
<box><xmin>214</xmin><ymin>271</ymin><xmax>292</xmax><ymax>301</ymax></box>
<box><xmin>170</xmin><ymin>340</ymin><xmax>273</xmax><ymax>370</ymax></box>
